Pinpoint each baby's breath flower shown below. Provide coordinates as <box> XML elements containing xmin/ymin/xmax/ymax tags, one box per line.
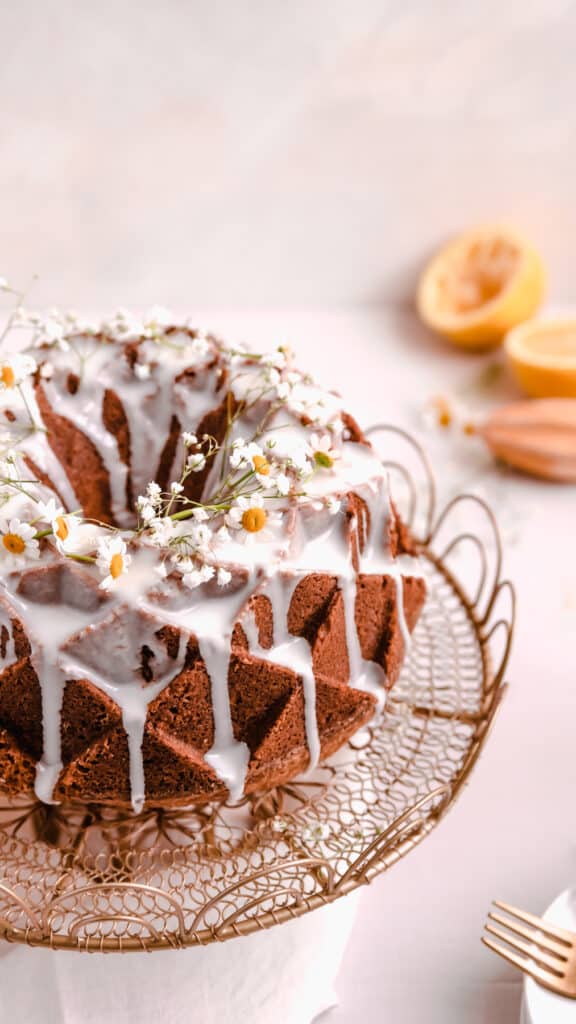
<box><xmin>262</xmin><ymin>349</ymin><xmax>287</xmax><ymax>371</ymax></box>
<box><xmin>182</xmin><ymin>432</ymin><xmax>198</xmax><ymax>447</ymax></box>
<box><xmin>187</xmin><ymin>452</ymin><xmax>206</xmax><ymax>473</ymax></box>
<box><xmin>187</xmin><ymin>522</ymin><xmax>212</xmax><ymax>554</ymax></box>
<box><xmin>0</xmin><ymin>277</ymin><xmax>10</xmax><ymax>291</ymax></box>
<box><xmin>170</xmin><ymin>481</ymin><xmax>184</xmax><ymax>495</ymax></box>
<box><xmin>96</xmin><ymin>536</ymin><xmax>131</xmax><ymax>590</ymax></box>
<box><xmin>325</xmin><ymin>495</ymin><xmax>341</xmax><ymax>515</ymax></box>
<box><xmin>275</xmin><ymin>473</ymin><xmax>291</xmax><ymax>497</ymax></box>
<box><xmin>286</xmin><ymin>446</ymin><xmax>312</xmax><ymax>479</ymax></box>
<box><xmin>270</xmin><ymin>815</ymin><xmax>289</xmax><ymax>834</ymax></box>
<box><xmin>0</xmin><ymin>517</ymin><xmax>40</xmax><ymax>567</ymax></box>
<box><xmin>146</xmin><ymin>481</ymin><xmax>162</xmax><ymax>504</ymax></box>
<box><xmin>0</xmin><ymin>451</ymin><xmax>20</xmax><ymax>482</ymax></box>
<box><xmin>191</xmin><ymin>507</ymin><xmax>209</xmax><ymax>522</ymax></box>
<box><xmin>190</xmin><ymin>335</ymin><xmax>210</xmax><ymax>358</ymax></box>
<box><xmin>39</xmin><ymin>361</ymin><xmax>54</xmax><ymax>380</ymax></box>
<box><xmin>148</xmin><ymin>517</ymin><xmax>176</xmax><ymax>547</ymax></box>
<box><xmin>181</xmin><ymin>562</ymin><xmax>215</xmax><ymax>590</ymax></box>
<box><xmin>143</xmin><ymin>305</ymin><xmax>173</xmax><ymax>334</ymax></box>
<box><xmin>217</xmin><ymin>566</ymin><xmax>232</xmax><ymax>586</ymax></box>
<box><xmin>301</xmin><ymin>821</ymin><xmax>330</xmax><ymax>843</ymax></box>
<box><xmin>36</xmin><ymin>313</ymin><xmax>70</xmax><ymax>350</ymax></box>
<box><xmin>276</xmin><ymin>381</ymin><xmax>291</xmax><ymax>401</ymax></box>
<box><xmin>136</xmin><ymin>497</ymin><xmax>156</xmax><ymax>524</ymax></box>
<box><xmin>134</xmin><ymin>362</ymin><xmax>151</xmax><ymax>381</ymax></box>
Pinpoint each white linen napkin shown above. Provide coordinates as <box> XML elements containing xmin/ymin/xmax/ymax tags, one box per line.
<box><xmin>0</xmin><ymin>890</ymin><xmax>360</xmax><ymax>1024</ymax></box>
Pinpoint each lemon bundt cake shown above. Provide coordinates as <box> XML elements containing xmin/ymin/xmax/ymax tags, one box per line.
<box><xmin>0</xmin><ymin>308</ymin><xmax>426</xmax><ymax>811</ymax></box>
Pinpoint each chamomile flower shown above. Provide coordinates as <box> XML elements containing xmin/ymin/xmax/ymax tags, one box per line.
<box><xmin>96</xmin><ymin>535</ymin><xmax>131</xmax><ymax>591</ymax></box>
<box><xmin>226</xmin><ymin>494</ymin><xmax>267</xmax><ymax>535</ymax></box>
<box><xmin>308</xmin><ymin>433</ymin><xmax>341</xmax><ymax>470</ymax></box>
<box><xmin>0</xmin><ymin>518</ymin><xmax>40</xmax><ymax>568</ymax></box>
<box><xmin>37</xmin><ymin>498</ymin><xmax>81</xmax><ymax>552</ymax></box>
<box><xmin>229</xmin><ymin>439</ymin><xmax>263</xmax><ymax>471</ymax></box>
<box><xmin>0</xmin><ymin>353</ymin><xmax>37</xmax><ymax>390</ymax></box>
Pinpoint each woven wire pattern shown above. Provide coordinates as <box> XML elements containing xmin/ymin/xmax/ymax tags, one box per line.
<box><xmin>0</xmin><ymin>428</ymin><xmax>514</xmax><ymax>951</ymax></box>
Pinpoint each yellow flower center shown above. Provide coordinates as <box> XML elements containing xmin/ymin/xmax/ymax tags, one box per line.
<box><xmin>110</xmin><ymin>553</ymin><xmax>124</xmax><ymax>579</ymax></box>
<box><xmin>252</xmin><ymin>455</ymin><xmax>270</xmax><ymax>476</ymax></box>
<box><xmin>314</xmin><ymin>450</ymin><xmax>333</xmax><ymax>469</ymax></box>
<box><xmin>55</xmin><ymin>516</ymin><xmax>69</xmax><ymax>541</ymax></box>
<box><xmin>1</xmin><ymin>365</ymin><xmax>16</xmax><ymax>388</ymax></box>
<box><xmin>241</xmin><ymin>507</ymin><xmax>267</xmax><ymax>533</ymax></box>
<box><xmin>3</xmin><ymin>533</ymin><xmax>25</xmax><ymax>555</ymax></box>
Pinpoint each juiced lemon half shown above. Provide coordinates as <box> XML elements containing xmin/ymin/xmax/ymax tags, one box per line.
<box><xmin>417</xmin><ymin>227</ymin><xmax>545</xmax><ymax>349</ymax></box>
<box><xmin>505</xmin><ymin>319</ymin><xmax>576</xmax><ymax>397</ymax></box>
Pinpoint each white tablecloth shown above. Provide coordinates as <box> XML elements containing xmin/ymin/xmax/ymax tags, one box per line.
<box><xmin>0</xmin><ymin>892</ymin><xmax>360</xmax><ymax>1024</ymax></box>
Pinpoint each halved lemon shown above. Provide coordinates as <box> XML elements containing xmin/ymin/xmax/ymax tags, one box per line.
<box><xmin>505</xmin><ymin>319</ymin><xmax>576</xmax><ymax>397</ymax></box>
<box><xmin>417</xmin><ymin>227</ymin><xmax>545</xmax><ymax>349</ymax></box>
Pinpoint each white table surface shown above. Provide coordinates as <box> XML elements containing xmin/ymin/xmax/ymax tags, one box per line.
<box><xmin>185</xmin><ymin>307</ymin><xmax>575</xmax><ymax>1023</ymax></box>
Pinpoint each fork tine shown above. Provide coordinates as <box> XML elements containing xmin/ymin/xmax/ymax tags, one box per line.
<box><xmin>493</xmin><ymin>900</ymin><xmax>574</xmax><ymax>947</ymax></box>
<box><xmin>482</xmin><ymin>935</ymin><xmax>566</xmax><ymax>991</ymax></box>
<box><xmin>488</xmin><ymin>911</ymin><xmax>569</xmax><ymax>961</ymax></box>
<box><xmin>484</xmin><ymin>923</ymin><xmax>566</xmax><ymax>976</ymax></box>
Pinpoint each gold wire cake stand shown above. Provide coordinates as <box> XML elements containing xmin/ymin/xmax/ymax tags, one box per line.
<box><xmin>0</xmin><ymin>427</ymin><xmax>514</xmax><ymax>952</ymax></box>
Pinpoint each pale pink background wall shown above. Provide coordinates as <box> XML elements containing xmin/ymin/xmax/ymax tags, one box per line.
<box><xmin>1</xmin><ymin>0</ymin><xmax>576</xmax><ymax>308</ymax></box>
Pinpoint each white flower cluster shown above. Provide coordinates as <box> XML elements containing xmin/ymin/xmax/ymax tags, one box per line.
<box><xmin>229</xmin><ymin>439</ymin><xmax>291</xmax><ymax>496</ymax></box>
<box><xmin>99</xmin><ymin>307</ymin><xmax>211</xmax><ymax>359</ymax></box>
<box><xmin>14</xmin><ymin>308</ymin><xmax>98</xmax><ymax>350</ymax></box>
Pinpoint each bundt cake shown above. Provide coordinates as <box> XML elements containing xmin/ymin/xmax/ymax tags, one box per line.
<box><xmin>0</xmin><ymin>307</ymin><xmax>426</xmax><ymax>811</ymax></box>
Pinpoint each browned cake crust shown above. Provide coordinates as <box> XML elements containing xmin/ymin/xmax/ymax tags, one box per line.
<box><xmin>0</xmin><ymin>561</ymin><xmax>425</xmax><ymax>806</ymax></box>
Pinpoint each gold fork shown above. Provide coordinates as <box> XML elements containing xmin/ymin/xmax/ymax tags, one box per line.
<box><xmin>482</xmin><ymin>899</ymin><xmax>576</xmax><ymax>999</ymax></box>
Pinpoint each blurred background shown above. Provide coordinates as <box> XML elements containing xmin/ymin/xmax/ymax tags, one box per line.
<box><xmin>2</xmin><ymin>0</ymin><xmax>576</xmax><ymax>310</ymax></box>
